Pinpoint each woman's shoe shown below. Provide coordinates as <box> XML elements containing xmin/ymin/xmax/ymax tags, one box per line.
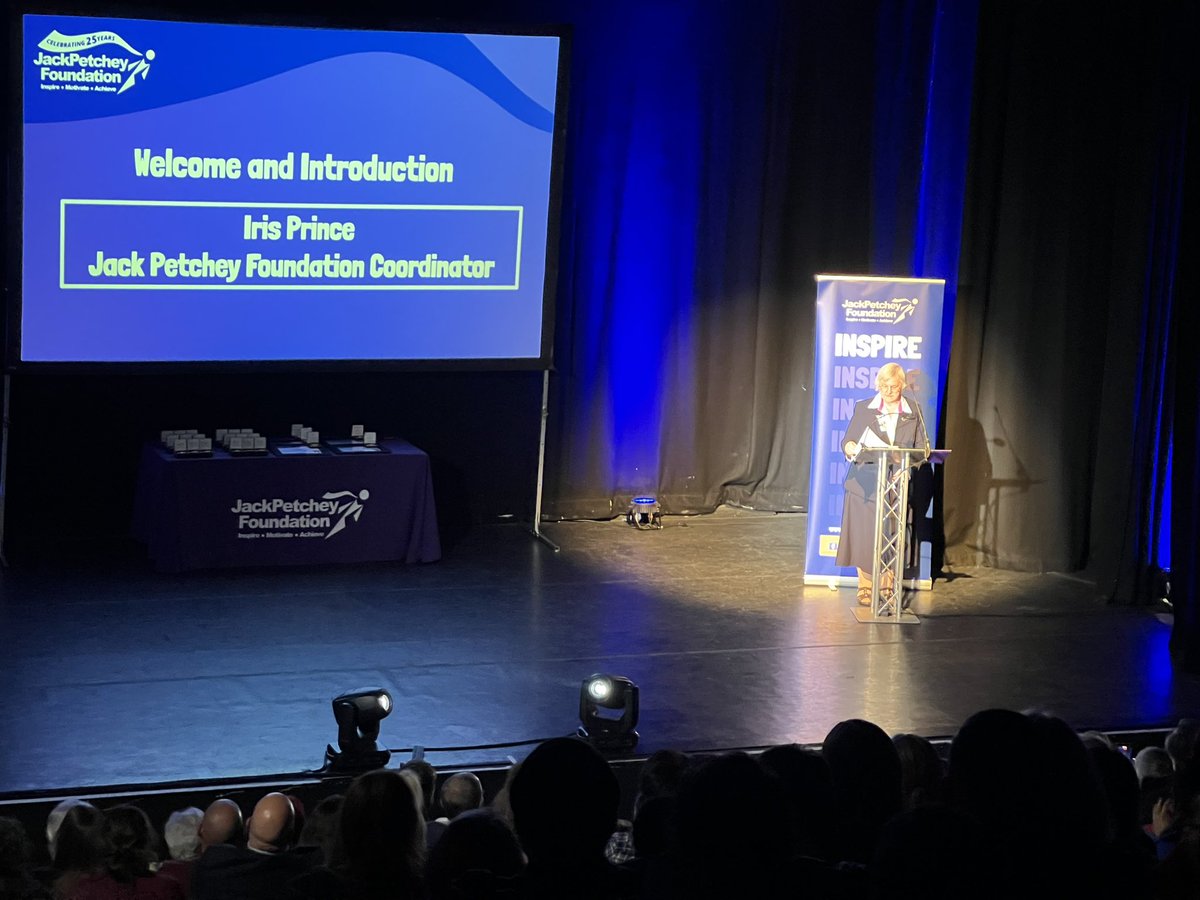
<box><xmin>857</xmin><ymin>587</ymin><xmax>872</xmax><ymax>606</ymax></box>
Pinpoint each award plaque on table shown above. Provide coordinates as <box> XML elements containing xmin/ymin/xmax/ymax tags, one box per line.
<box><xmin>327</xmin><ymin>425</ymin><xmax>386</xmax><ymax>453</ymax></box>
<box><xmin>329</xmin><ymin>442</ymin><xmax>389</xmax><ymax>454</ymax></box>
<box><xmin>272</xmin><ymin>438</ymin><xmax>324</xmax><ymax>457</ymax></box>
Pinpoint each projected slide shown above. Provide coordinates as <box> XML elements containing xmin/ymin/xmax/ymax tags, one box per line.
<box><xmin>21</xmin><ymin>15</ymin><xmax>562</xmax><ymax>362</ymax></box>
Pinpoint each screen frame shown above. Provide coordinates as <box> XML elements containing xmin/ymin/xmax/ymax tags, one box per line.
<box><xmin>5</xmin><ymin>3</ymin><xmax>570</xmax><ymax>373</ymax></box>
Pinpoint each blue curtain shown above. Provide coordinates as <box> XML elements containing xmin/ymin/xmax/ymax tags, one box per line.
<box><xmin>546</xmin><ymin>0</ymin><xmax>977</xmax><ymax>519</ymax></box>
<box><xmin>541</xmin><ymin>0</ymin><xmax>1193</xmax><ymax>651</ymax></box>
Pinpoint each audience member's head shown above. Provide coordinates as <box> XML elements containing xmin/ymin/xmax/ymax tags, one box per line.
<box><xmin>950</xmin><ymin>709</ymin><xmax>1108</xmax><ymax>895</ymax></box>
<box><xmin>45</xmin><ymin>799</ymin><xmax>83</xmax><ymax>862</ymax></box>
<box><xmin>1079</xmin><ymin>730</ymin><xmax>1115</xmax><ymax>751</ymax></box>
<box><xmin>623</xmin><ymin>749</ymin><xmax>689</xmax><ymax>859</ymax></box>
<box><xmin>1155</xmin><ymin>755</ymin><xmax>1200</xmax><ymax>900</ymax></box>
<box><xmin>1025</xmin><ymin>713</ymin><xmax>1110</xmax><ymax>846</ymax></box>
<box><xmin>1087</xmin><ymin>744</ymin><xmax>1140</xmax><ymax>839</ymax></box>
<box><xmin>0</xmin><ymin>817</ymin><xmax>34</xmax><ymax>875</ymax></box>
<box><xmin>1170</xmin><ymin>742</ymin><xmax>1200</xmax><ymax>828</ymax></box>
<box><xmin>891</xmin><ymin>733</ymin><xmax>944</xmax><ymax>810</ymax></box>
<box><xmin>104</xmin><ymin>805</ymin><xmax>160</xmax><ymax>882</ymax></box>
<box><xmin>246</xmin><ymin>793</ymin><xmax>297</xmax><ymax>854</ymax></box>
<box><xmin>509</xmin><ymin>738</ymin><xmax>619</xmax><ymax>868</ymax></box>
<box><xmin>1135</xmin><ymin>746</ymin><xmax>1174</xmax><ymax>782</ymax></box>
<box><xmin>948</xmin><ymin>708</ymin><xmax>1036</xmax><ymax>834</ymax></box>
<box><xmin>52</xmin><ymin>803</ymin><xmax>109</xmax><ymax>878</ymax></box>
<box><xmin>674</xmin><ymin>751</ymin><xmax>792</xmax><ymax>898</ymax></box>
<box><xmin>822</xmin><ymin>719</ymin><xmax>902</xmax><ymax>863</ymax></box>
<box><xmin>286</xmin><ymin>795</ymin><xmax>307</xmax><ymax>843</ymax></box>
<box><xmin>758</xmin><ymin>743</ymin><xmax>836</xmax><ymax>860</ymax></box>
<box><xmin>870</xmin><ymin>805</ymin><xmax>995</xmax><ymax>900</ymax></box>
<box><xmin>297</xmin><ymin>794</ymin><xmax>344</xmax><ymax>864</ymax></box>
<box><xmin>489</xmin><ymin>760</ymin><xmax>522</xmax><ymax>830</ymax></box>
<box><xmin>163</xmin><ymin>807</ymin><xmax>203</xmax><ymax>862</ymax></box>
<box><xmin>0</xmin><ymin>817</ymin><xmax>49</xmax><ymax>900</ymax></box>
<box><xmin>400</xmin><ymin>760</ymin><xmax>438</xmax><ymax>819</ymax></box>
<box><xmin>425</xmin><ymin>808</ymin><xmax>524</xmax><ymax>900</ymax></box>
<box><xmin>439</xmin><ymin>773</ymin><xmax>484</xmax><ymax>821</ymax></box>
<box><xmin>634</xmin><ymin>749</ymin><xmax>689</xmax><ymax>813</ymax></box>
<box><xmin>333</xmin><ymin>768</ymin><xmax>425</xmax><ymax>895</ymax></box>
<box><xmin>1165</xmin><ymin>720</ymin><xmax>1200</xmax><ymax>772</ymax></box>
<box><xmin>1087</xmin><ymin>743</ymin><xmax>1158</xmax><ymax>895</ymax></box>
<box><xmin>198</xmin><ymin>798</ymin><xmax>243</xmax><ymax>850</ymax></box>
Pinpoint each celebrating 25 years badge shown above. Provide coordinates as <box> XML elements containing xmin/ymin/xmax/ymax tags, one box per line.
<box><xmin>33</xmin><ymin>28</ymin><xmax>155</xmax><ymax>95</ymax></box>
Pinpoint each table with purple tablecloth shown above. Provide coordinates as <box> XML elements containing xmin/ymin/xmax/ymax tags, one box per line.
<box><xmin>132</xmin><ymin>439</ymin><xmax>441</xmax><ymax>572</ymax></box>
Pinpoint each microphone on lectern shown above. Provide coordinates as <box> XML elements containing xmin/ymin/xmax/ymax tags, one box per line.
<box><xmin>904</xmin><ymin>390</ymin><xmax>933</xmax><ymax>462</ymax></box>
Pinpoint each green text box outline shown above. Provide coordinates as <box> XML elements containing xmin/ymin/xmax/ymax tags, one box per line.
<box><xmin>59</xmin><ymin>199</ymin><xmax>524</xmax><ymax>291</ymax></box>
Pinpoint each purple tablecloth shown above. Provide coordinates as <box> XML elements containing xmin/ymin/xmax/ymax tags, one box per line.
<box><xmin>132</xmin><ymin>439</ymin><xmax>440</xmax><ymax>572</ymax></box>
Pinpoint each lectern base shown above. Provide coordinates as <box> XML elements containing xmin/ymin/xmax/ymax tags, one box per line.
<box><xmin>853</xmin><ymin>607</ymin><xmax>921</xmax><ymax>625</ymax></box>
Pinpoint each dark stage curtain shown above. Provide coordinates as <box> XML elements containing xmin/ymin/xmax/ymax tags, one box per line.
<box><xmin>544</xmin><ymin>0</ymin><xmax>973</xmax><ymax>518</ymax></box>
<box><xmin>1169</xmin><ymin>24</ymin><xmax>1200</xmax><ymax>670</ymax></box>
<box><xmin>541</xmin><ymin>0</ymin><xmax>1192</xmax><ymax>626</ymax></box>
<box><xmin>942</xmin><ymin>1</ymin><xmax>1193</xmax><ymax>607</ymax></box>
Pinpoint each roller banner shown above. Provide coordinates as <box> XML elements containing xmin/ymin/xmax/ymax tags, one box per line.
<box><xmin>803</xmin><ymin>275</ymin><xmax>946</xmax><ymax>587</ymax></box>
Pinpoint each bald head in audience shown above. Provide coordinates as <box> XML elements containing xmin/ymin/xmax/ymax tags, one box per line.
<box><xmin>440</xmin><ymin>772</ymin><xmax>484</xmax><ymax>820</ymax></box>
<box><xmin>247</xmin><ymin>793</ymin><xmax>296</xmax><ymax>854</ymax></box>
<box><xmin>199</xmin><ymin>798</ymin><xmax>243</xmax><ymax>850</ymax></box>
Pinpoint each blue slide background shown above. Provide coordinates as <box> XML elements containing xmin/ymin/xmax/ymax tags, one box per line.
<box><xmin>21</xmin><ymin>16</ymin><xmax>561</xmax><ymax>362</ymax></box>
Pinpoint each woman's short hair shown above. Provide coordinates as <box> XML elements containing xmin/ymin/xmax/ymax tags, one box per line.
<box><xmin>163</xmin><ymin>807</ymin><xmax>203</xmax><ymax>861</ymax></box>
<box><xmin>876</xmin><ymin>363</ymin><xmax>906</xmax><ymax>390</ymax></box>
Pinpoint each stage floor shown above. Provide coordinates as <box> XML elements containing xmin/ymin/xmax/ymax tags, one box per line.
<box><xmin>0</xmin><ymin>508</ymin><xmax>1195</xmax><ymax>796</ymax></box>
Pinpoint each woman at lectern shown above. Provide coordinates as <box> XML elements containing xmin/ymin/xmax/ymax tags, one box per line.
<box><xmin>836</xmin><ymin>362</ymin><xmax>928</xmax><ymax>606</ymax></box>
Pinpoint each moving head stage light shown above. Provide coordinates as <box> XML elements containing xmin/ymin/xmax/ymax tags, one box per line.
<box><xmin>578</xmin><ymin>673</ymin><xmax>639</xmax><ymax>753</ymax></box>
<box><xmin>324</xmin><ymin>688</ymin><xmax>392</xmax><ymax>773</ymax></box>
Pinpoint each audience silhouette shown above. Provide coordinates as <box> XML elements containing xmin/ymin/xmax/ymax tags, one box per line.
<box><xmin>7</xmin><ymin>712</ymin><xmax>1199</xmax><ymax>900</ymax></box>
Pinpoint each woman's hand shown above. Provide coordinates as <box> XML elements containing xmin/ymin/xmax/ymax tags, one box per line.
<box><xmin>844</xmin><ymin>441</ymin><xmax>859</xmax><ymax>460</ymax></box>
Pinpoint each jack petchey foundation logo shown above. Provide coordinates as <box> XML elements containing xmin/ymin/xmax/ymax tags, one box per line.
<box><xmin>231</xmin><ymin>490</ymin><xmax>370</xmax><ymax>540</ymax></box>
<box><xmin>841</xmin><ymin>295</ymin><xmax>920</xmax><ymax>325</ymax></box>
<box><xmin>33</xmin><ymin>28</ymin><xmax>155</xmax><ymax>95</ymax></box>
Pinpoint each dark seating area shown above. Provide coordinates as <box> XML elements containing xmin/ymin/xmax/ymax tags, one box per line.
<box><xmin>3</xmin><ymin>714</ymin><xmax>1198</xmax><ymax>900</ymax></box>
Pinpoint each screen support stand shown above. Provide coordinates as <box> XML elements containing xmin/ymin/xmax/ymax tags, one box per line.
<box><xmin>0</xmin><ymin>373</ymin><xmax>10</xmax><ymax>568</ymax></box>
<box><xmin>530</xmin><ymin>369</ymin><xmax>559</xmax><ymax>552</ymax></box>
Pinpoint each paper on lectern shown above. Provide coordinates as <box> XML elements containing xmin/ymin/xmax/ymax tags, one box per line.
<box><xmin>857</xmin><ymin>429</ymin><xmax>888</xmax><ymax>449</ymax></box>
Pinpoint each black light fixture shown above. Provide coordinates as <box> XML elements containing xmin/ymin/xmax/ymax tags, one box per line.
<box><xmin>324</xmin><ymin>688</ymin><xmax>393</xmax><ymax>773</ymax></box>
<box><xmin>578</xmin><ymin>673</ymin><xmax>639</xmax><ymax>752</ymax></box>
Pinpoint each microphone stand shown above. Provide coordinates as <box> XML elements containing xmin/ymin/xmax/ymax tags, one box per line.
<box><xmin>905</xmin><ymin>391</ymin><xmax>933</xmax><ymax>467</ymax></box>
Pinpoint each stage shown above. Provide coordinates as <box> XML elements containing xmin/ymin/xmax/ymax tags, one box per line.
<box><xmin>0</xmin><ymin>508</ymin><xmax>1193</xmax><ymax>798</ymax></box>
